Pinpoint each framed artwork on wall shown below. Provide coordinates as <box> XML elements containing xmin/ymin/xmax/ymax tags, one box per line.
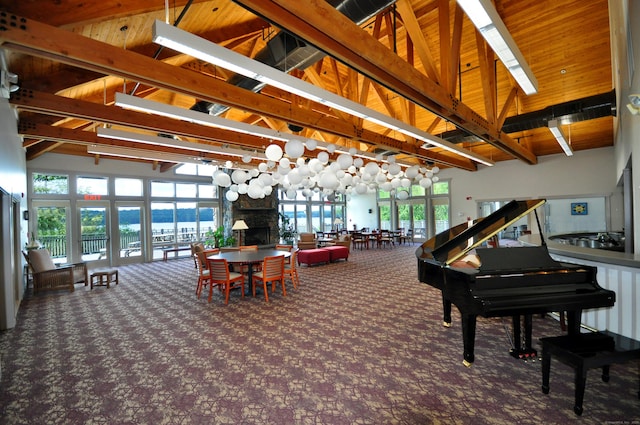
<box><xmin>571</xmin><ymin>202</ymin><xmax>588</xmax><ymax>216</ymax></box>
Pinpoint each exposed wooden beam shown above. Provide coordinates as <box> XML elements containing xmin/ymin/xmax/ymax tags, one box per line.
<box><xmin>233</xmin><ymin>0</ymin><xmax>537</xmax><ymax>164</ymax></box>
<box><xmin>0</xmin><ymin>11</ymin><xmax>476</xmax><ymax>170</ymax></box>
<box><xmin>1</xmin><ymin>0</ymin><xmax>209</xmax><ymax>27</ymax></box>
<box><xmin>9</xmin><ymin>89</ymin><xmax>274</xmax><ymax>152</ymax></box>
<box><xmin>17</xmin><ymin>122</ymin><xmax>262</xmax><ymax>166</ymax></box>
<box><xmin>475</xmin><ymin>31</ymin><xmax>497</xmax><ymax>125</ymax></box>
<box><xmin>395</xmin><ymin>0</ymin><xmax>440</xmax><ymax>83</ymax></box>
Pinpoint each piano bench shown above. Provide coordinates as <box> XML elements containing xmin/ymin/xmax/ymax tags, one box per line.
<box><xmin>540</xmin><ymin>331</ymin><xmax>640</xmax><ymax>416</ymax></box>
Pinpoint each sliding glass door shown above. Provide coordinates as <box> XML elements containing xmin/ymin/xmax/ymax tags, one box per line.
<box><xmin>116</xmin><ymin>203</ymin><xmax>144</xmax><ymax>263</ymax></box>
<box><xmin>78</xmin><ymin>201</ymin><xmax>110</xmax><ymax>266</ymax></box>
<box><xmin>33</xmin><ymin>200</ymin><xmax>71</xmax><ymax>264</ymax></box>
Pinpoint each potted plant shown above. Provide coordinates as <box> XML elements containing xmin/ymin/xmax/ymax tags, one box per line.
<box><xmin>279</xmin><ymin>212</ymin><xmax>296</xmax><ymax>244</ymax></box>
<box><xmin>204</xmin><ymin>226</ymin><xmax>235</xmax><ymax>248</ymax></box>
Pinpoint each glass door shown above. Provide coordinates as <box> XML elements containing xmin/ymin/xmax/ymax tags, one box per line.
<box><xmin>33</xmin><ymin>200</ymin><xmax>71</xmax><ymax>265</ymax></box>
<box><xmin>151</xmin><ymin>202</ymin><xmax>175</xmax><ymax>260</ymax></box>
<box><xmin>378</xmin><ymin>203</ymin><xmax>391</xmax><ymax>230</ymax></box>
<box><xmin>116</xmin><ymin>202</ymin><xmax>144</xmax><ymax>263</ymax></box>
<box><xmin>78</xmin><ymin>202</ymin><xmax>110</xmax><ymax>265</ymax></box>
<box><xmin>396</xmin><ymin>200</ymin><xmax>427</xmax><ymax>243</ymax></box>
<box><xmin>429</xmin><ymin>198</ymin><xmax>449</xmax><ymax>239</ymax></box>
<box><xmin>397</xmin><ymin>203</ymin><xmax>410</xmax><ymax>231</ymax></box>
<box><xmin>412</xmin><ymin>200</ymin><xmax>427</xmax><ymax>243</ymax></box>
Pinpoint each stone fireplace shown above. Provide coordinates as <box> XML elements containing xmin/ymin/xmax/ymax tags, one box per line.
<box><xmin>222</xmin><ymin>189</ymin><xmax>280</xmax><ymax>247</ymax></box>
<box><xmin>244</xmin><ymin>226</ymin><xmax>271</xmax><ymax>246</ymax></box>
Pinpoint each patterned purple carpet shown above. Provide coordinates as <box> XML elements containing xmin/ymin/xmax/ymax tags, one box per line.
<box><xmin>1</xmin><ymin>245</ymin><xmax>638</xmax><ymax>424</ymax></box>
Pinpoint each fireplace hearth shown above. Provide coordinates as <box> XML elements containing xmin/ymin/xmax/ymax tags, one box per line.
<box><xmin>244</xmin><ymin>227</ymin><xmax>270</xmax><ymax>246</ymax></box>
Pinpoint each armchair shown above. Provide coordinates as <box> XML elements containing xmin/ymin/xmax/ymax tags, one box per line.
<box><xmin>297</xmin><ymin>232</ymin><xmax>317</xmax><ymax>250</ymax></box>
<box><xmin>329</xmin><ymin>234</ymin><xmax>351</xmax><ymax>251</ymax></box>
<box><xmin>28</xmin><ymin>249</ymin><xmax>88</xmax><ymax>294</ymax></box>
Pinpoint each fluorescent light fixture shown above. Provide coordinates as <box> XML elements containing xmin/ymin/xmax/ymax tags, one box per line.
<box><xmin>457</xmin><ymin>0</ymin><xmax>538</xmax><ymax>95</ymax></box>
<box><xmin>152</xmin><ymin>20</ymin><xmax>493</xmax><ymax>166</ymax></box>
<box><xmin>115</xmin><ymin>93</ymin><xmax>290</xmax><ymax>142</ymax></box>
<box><xmin>116</xmin><ymin>93</ymin><xmax>454</xmax><ymax>166</ymax></box>
<box><xmin>87</xmin><ymin>145</ymin><xmax>206</xmax><ymax>164</ymax></box>
<box><xmin>97</xmin><ymin>127</ymin><xmax>267</xmax><ymax>160</ymax></box>
<box><xmin>548</xmin><ymin>119</ymin><xmax>573</xmax><ymax>156</ymax></box>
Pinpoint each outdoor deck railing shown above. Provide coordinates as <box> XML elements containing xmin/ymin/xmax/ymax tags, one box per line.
<box><xmin>38</xmin><ymin>227</ymin><xmax>212</xmax><ymax>258</ymax></box>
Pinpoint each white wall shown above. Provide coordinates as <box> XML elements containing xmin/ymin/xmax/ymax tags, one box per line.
<box><xmin>345</xmin><ymin>192</ymin><xmax>377</xmax><ymax>230</ymax></box>
<box><xmin>610</xmin><ymin>0</ymin><xmax>640</xmax><ymax>252</ymax></box>
<box><xmin>0</xmin><ymin>97</ymin><xmax>28</xmax><ymax>330</ymax></box>
<box><xmin>437</xmin><ymin>147</ymin><xmax>622</xmax><ymax>231</ymax></box>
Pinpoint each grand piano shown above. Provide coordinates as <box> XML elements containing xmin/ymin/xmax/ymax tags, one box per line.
<box><xmin>416</xmin><ymin>199</ymin><xmax>615</xmax><ymax>367</ymax></box>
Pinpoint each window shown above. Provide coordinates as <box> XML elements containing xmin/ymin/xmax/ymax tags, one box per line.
<box><xmin>175</xmin><ymin>163</ymin><xmax>197</xmax><ymax>175</ymax></box>
<box><xmin>411</xmin><ymin>185</ymin><xmax>425</xmax><ymax>197</ymax></box>
<box><xmin>30</xmin><ymin>168</ymin><xmax>220</xmax><ymax>263</ymax></box>
<box><xmin>377</xmin><ymin>179</ymin><xmax>450</xmax><ymax>240</ymax></box>
<box><xmin>77</xmin><ymin>176</ymin><xmax>108</xmax><ymax>195</ymax></box>
<box><xmin>176</xmin><ymin>183</ymin><xmax>197</xmax><ymax>198</ymax></box>
<box><xmin>378</xmin><ymin>189</ymin><xmax>391</xmax><ymax>199</ymax></box>
<box><xmin>32</xmin><ymin>173</ymin><xmax>68</xmax><ymax>194</ymax></box>
<box><xmin>432</xmin><ymin>181</ymin><xmax>449</xmax><ymax>194</ymax></box>
<box><xmin>175</xmin><ymin>163</ymin><xmax>217</xmax><ymax>177</ymax></box>
<box><xmin>198</xmin><ymin>184</ymin><xmax>216</xmax><ymax>199</ymax></box>
<box><xmin>151</xmin><ymin>181</ymin><xmax>175</xmax><ymax>198</ymax></box>
<box><xmin>278</xmin><ymin>188</ymin><xmax>346</xmax><ymax>234</ymax></box>
<box><xmin>115</xmin><ymin>178</ymin><xmax>143</xmax><ymax>197</ymax></box>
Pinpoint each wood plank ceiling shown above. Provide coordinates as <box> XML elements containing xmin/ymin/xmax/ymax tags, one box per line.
<box><xmin>0</xmin><ymin>0</ymin><xmax>615</xmax><ymax>172</ymax></box>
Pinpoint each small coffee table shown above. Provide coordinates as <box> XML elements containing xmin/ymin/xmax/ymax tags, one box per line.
<box><xmin>90</xmin><ymin>269</ymin><xmax>118</xmax><ymax>289</ymax></box>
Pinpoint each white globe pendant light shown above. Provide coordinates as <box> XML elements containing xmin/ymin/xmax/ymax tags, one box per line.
<box><xmin>265</xmin><ymin>144</ymin><xmax>283</xmax><ymax>161</ymax></box>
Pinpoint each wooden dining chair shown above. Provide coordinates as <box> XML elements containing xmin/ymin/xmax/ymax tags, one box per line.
<box><xmin>283</xmin><ymin>249</ymin><xmax>299</xmax><ymax>290</ymax></box>
<box><xmin>190</xmin><ymin>242</ymin><xmax>204</xmax><ymax>268</ymax></box>
<box><xmin>251</xmin><ymin>255</ymin><xmax>285</xmax><ymax>302</ymax></box>
<box><xmin>275</xmin><ymin>244</ymin><xmax>293</xmax><ymax>252</ymax></box>
<box><xmin>206</xmin><ymin>258</ymin><xmax>245</xmax><ymax>304</ymax></box>
<box><xmin>195</xmin><ymin>248</ymin><xmax>220</xmax><ymax>298</ymax></box>
<box><xmin>351</xmin><ymin>232</ymin><xmax>367</xmax><ymax>250</ymax></box>
<box><xmin>239</xmin><ymin>245</ymin><xmax>258</xmax><ymax>251</ymax></box>
<box><xmin>378</xmin><ymin>230</ymin><xmax>394</xmax><ymax>248</ymax></box>
<box><xmin>238</xmin><ymin>245</ymin><xmax>259</xmax><ymax>274</ymax></box>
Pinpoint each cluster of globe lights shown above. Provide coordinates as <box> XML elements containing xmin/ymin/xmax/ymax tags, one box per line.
<box><xmin>213</xmin><ymin>138</ymin><xmax>440</xmax><ymax>203</ymax></box>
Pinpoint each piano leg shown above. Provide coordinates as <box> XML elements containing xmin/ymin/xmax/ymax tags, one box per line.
<box><xmin>461</xmin><ymin>313</ymin><xmax>476</xmax><ymax>367</ymax></box>
<box><xmin>566</xmin><ymin>310</ymin><xmax>583</xmax><ymax>336</ymax></box>
<box><xmin>509</xmin><ymin>315</ymin><xmax>537</xmax><ymax>360</ymax></box>
<box><xmin>442</xmin><ymin>296</ymin><xmax>452</xmax><ymax>327</ymax></box>
<box><xmin>524</xmin><ymin>314</ymin><xmax>534</xmax><ymax>354</ymax></box>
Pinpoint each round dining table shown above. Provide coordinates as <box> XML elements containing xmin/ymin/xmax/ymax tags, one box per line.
<box><xmin>207</xmin><ymin>248</ymin><xmax>291</xmax><ymax>295</ymax></box>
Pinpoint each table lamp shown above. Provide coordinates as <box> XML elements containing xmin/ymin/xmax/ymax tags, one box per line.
<box><xmin>232</xmin><ymin>219</ymin><xmax>249</xmax><ymax>246</ymax></box>
<box><xmin>333</xmin><ymin>218</ymin><xmax>343</xmax><ymax>231</ymax></box>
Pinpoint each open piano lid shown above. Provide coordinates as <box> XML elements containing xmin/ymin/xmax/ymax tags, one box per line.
<box><xmin>417</xmin><ymin>199</ymin><xmax>546</xmax><ymax>266</ymax></box>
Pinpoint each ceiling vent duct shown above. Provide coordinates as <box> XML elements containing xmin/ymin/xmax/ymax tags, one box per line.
<box><xmin>194</xmin><ymin>0</ymin><xmax>396</xmax><ymax>117</ymax></box>
<box><xmin>438</xmin><ymin>90</ymin><xmax>617</xmax><ymax>143</ymax></box>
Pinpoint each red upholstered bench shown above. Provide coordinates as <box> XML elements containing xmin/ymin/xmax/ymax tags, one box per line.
<box><xmin>323</xmin><ymin>245</ymin><xmax>349</xmax><ymax>262</ymax></box>
<box><xmin>297</xmin><ymin>248</ymin><xmax>330</xmax><ymax>266</ymax></box>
